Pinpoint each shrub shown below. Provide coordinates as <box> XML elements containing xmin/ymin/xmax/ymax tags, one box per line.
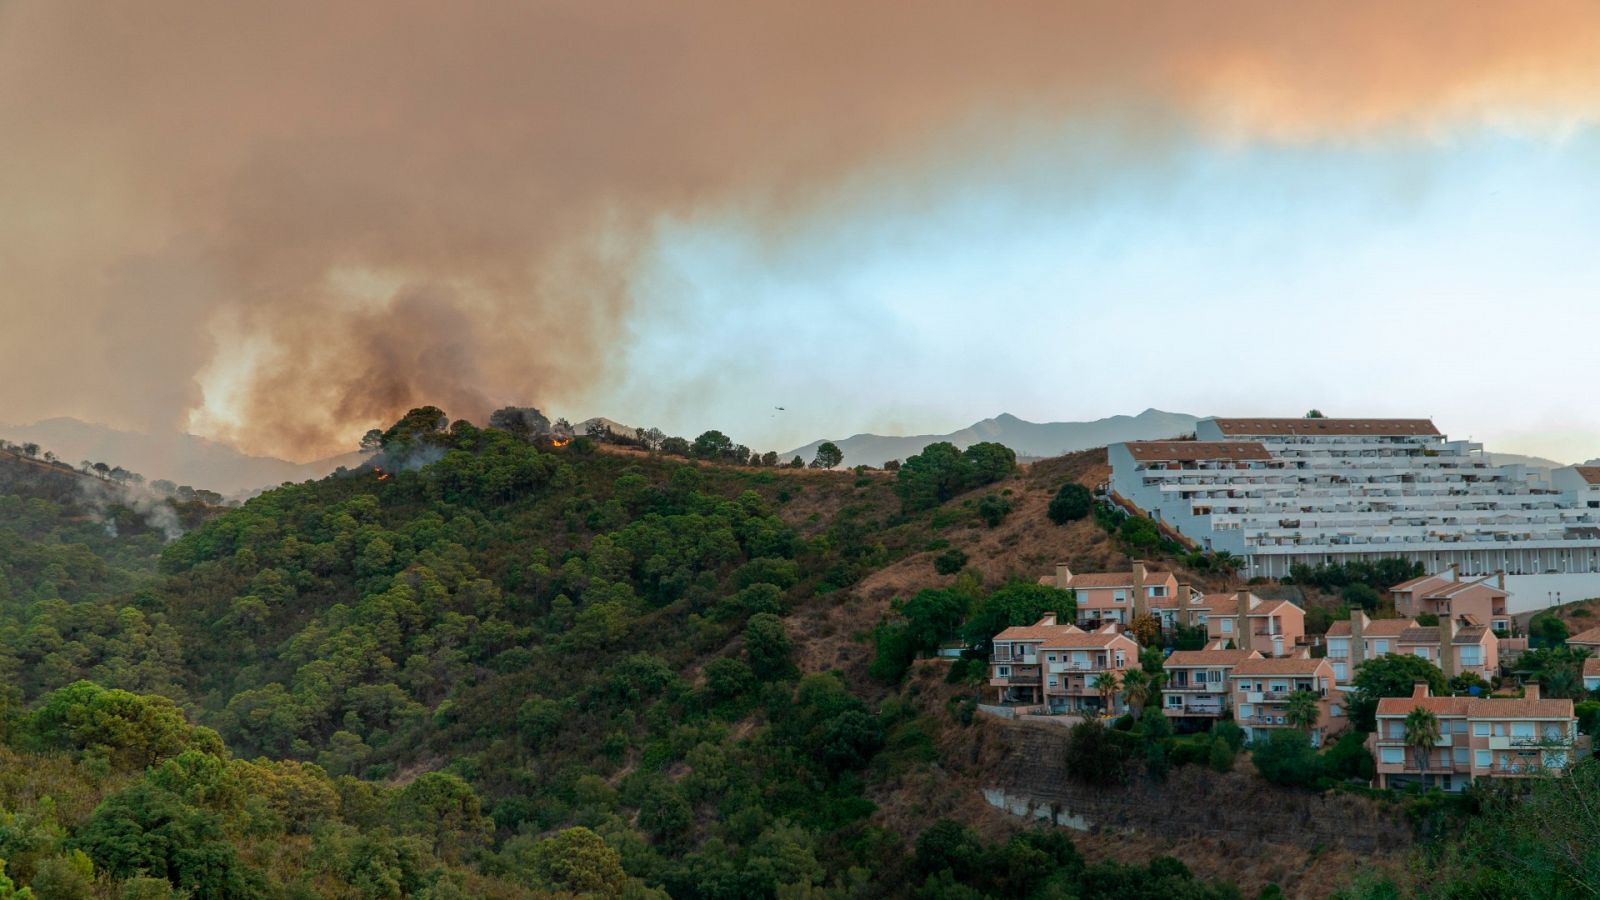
<box><xmin>977</xmin><ymin>494</ymin><xmax>1012</xmax><ymax>528</ymax></box>
<box><xmin>1250</xmin><ymin>730</ymin><xmax>1323</xmax><ymax>789</ymax></box>
<box><xmin>1047</xmin><ymin>483</ymin><xmax>1094</xmax><ymax>524</ymax></box>
<box><xmin>1208</xmin><ymin>739</ymin><xmax>1235</xmax><ymax>773</ymax></box>
<box><xmin>1062</xmin><ymin>720</ymin><xmax>1129</xmax><ymax>786</ymax></box>
<box><xmin>933</xmin><ymin>549</ymin><xmax>968</xmax><ymax>575</ymax></box>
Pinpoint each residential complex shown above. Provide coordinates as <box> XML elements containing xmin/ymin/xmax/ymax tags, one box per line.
<box><xmin>1108</xmin><ymin>417</ymin><xmax>1600</xmax><ymax>591</ymax></box>
<box><xmin>1370</xmin><ymin>683</ymin><xmax>1583</xmax><ymax>790</ymax></box>
<box><xmin>1325</xmin><ymin>612</ymin><xmax>1498</xmax><ymax>685</ymax></box>
<box><xmin>989</xmin><ymin>615</ymin><xmax>1139</xmax><ymax>714</ymax></box>
<box><xmin>1161</xmin><ymin>643</ymin><xmax>1260</xmax><ymax>722</ymax></box>
<box><xmin>1041</xmin><ymin>563</ymin><xmax>1191</xmax><ymax>629</ymax></box>
<box><xmin>1390</xmin><ymin>568</ymin><xmax>1510</xmax><ymax>633</ymax></box>
<box><xmin>1229</xmin><ymin>656</ymin><xmax>1345</xmax><ymax>747</ymax></box>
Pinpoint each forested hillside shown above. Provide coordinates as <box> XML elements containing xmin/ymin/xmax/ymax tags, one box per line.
<box><xmin>1</xmin><ymin>411</ymin><xmax>1591</xmax><ymax>898</ymax></box>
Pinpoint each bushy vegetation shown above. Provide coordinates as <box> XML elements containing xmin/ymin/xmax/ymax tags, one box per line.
<box><xmin>1285</xmin><ymin>559</ymin><xmax>1424</xmax><ymax>595</ymax></box>
<box><xmin>894</xmin><ymin>441</ymin><xmax>1016</xmax><ymax>512</ymax></box>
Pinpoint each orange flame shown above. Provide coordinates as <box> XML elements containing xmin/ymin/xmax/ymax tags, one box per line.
<box><xmin>374</xmin><ymin>467</ymin><xmax>391</xmax><ymax>481</ymax></box>
<box><xmin>550</xmin><ymin>438</ymin><xmax>571</xmax><ymax>447</ymax></box>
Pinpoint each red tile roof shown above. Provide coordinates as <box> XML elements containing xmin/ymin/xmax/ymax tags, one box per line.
<box><xmin>993</xmin><ymin>624</ymin><xmax>1083</xmax><ymax>642</ymax></box>
<box><xmin>1465</xmin><ymin>697</ymin><xmax>1574</xmax><ymax>719</ymax></box>
<box><xmin>1326</xmin><ymin>618</ymin><xmax>1416</xmax><ymax>638</ymax></box>
<box><xmin>1040</xmin><ymin>631</ymin><xmax>1139</xmax><ymax>650</ymax></box>
<box><xmin>1568</xmin><ymin>626</ymin><xmax>1600</xmax><ymax>646</ymax></box>
<box><xmin>1209</xmin><ymin>418</ymin><xmax>1440</xmax><ymax>437</ymax></box>
<box><xmin>1575</xmin><ymin>466</ymin><xmax>1600</xmax><ymax>485</ymax></box>
<box><xmin>1123</xmin><ymin>441</ymin><xmax>1272</xmax><ymax>461</ymax></box>
<box><xmin>1230</xmin><ymin>657</ymin><xmax>1330</xmax><ymax>677</ymax></box>
<box><xmin>1375</xmin><ymin>695</ymin><xmax>1470</xmax><ymax>716</ymax></box>
<box><xmin>1164</xmin><ymin>648</ymin><xmax>1261</xmax><ymax>668</ymax></box>
<box><xmin>1584</xmin><ymin>658</ymin><xmax>1600</xmax><ymax>678</ymax></box>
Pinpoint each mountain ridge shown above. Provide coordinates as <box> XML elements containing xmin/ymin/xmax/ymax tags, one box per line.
<box><xmin>784</xmin><ymin>408</ymin><xmax>1202</xmax><ymax>467</ymax></box>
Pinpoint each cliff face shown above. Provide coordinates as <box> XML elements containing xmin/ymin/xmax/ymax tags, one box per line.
<box><xmin>974</xmin><ymin>720</ymin><xmax>1412</xmax><ymax>857</ymax></box>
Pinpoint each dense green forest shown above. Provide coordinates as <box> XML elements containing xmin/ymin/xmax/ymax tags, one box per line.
<box><xmin>0</xmin><ymin>414</ymin><xmax>1595</xmax><ymax>898</ymax></box>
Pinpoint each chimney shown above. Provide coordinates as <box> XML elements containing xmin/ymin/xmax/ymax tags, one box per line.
<box><xmin>1440</xmin><ymin>615</ymin><xmax>1457</xmax><ymax>680</ymax></box>
<box><xmin>1496</xmin><ymin>569</ymin><xmax>1505</xmax><ymax>591</ymax></box>
<box><xmin>1350</xmin><ymin>610</ymin><xmax>1369</xmax><ymax>667</ymax></box>
<box><xmin>1525</xmin><ymin>682</ymin><xmax>1541</xmax><ymax>701</ymax></box>
<box><xmin>1234</xmin><ymin>591</ymin><xmax>1253</xmax><ymax>652</ymax></box>
<box><xmin>1131</xmin><ymin>563</ymin><xmax>1148</xmax><ymax>621</ymax></box>
<box><xmin>1055</xmin><ymin>562</ymin><xmax>1071</xmax><ymax>590</ymax></box>
<box><xmin>1411</xmin><ymin>681</ymin><xmax>1431</xmax><ymax>700</ymax></box>
<box><xmin>1448</xmin><ymin>562</ymin><xmax>1460</xmax><ymax>582</ymax></box>
<box><xmin>1038</xmin><ymin>612</ymin><xmax>1057</xmax><ymax>627</ymax></box>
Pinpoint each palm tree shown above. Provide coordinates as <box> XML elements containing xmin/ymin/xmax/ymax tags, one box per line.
<box><xmin>1284</xmin><ymin>690</ymin><xmax>1321</xmax><ymax>734</ymax></box>
<box><xmin>1212</xmin><ymin>551</ymin><xmax>1241</xmax><ymax>585</ymax></box>
<box><xmin>1095</xmin><ymin>670</ymin><xmax>1121</xmax><ymax>715</ymax></box>
<box><xmin>1121</xmin><ymin>669</ymin><xmax>1153</xmax><ymax>721</ymax></box>
<box><xmin>1404</xmin><ymin>707</ymin><xmax>1442</xmax><ymax>783</ymax></box>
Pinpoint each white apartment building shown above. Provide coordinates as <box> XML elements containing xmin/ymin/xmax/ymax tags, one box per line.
<box><xmin>1109</xmin><ymin>418</ymin><xmax>1600</xmax><ymax>602</ymax></box>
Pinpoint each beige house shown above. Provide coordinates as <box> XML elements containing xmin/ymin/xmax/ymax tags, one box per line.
<box><xmin>1160</xmin><ymin>642</ymin><xmax>1261</xmax><ymax>722</ymax></box>
<box><xmin>1391</xmin><ymin>567</ymin><xmax>1511</xmax><ymax>633</ymax></box>
<box><xmin>990</xmin><ymin>615</ymin><xmax>1140</xmax><ymax>714</ymax></box>
<box><xmin>1041</xmin><ymin>562</ymin><xmax>1190</xmax><ymax>629</ymax></box>
<box><xmin>1229</xmin><ymin>656</ymin><xmax>1345</xmax><ymax>747</ymax></box>
<box><xmin>1191</xmin><ymin>591</ymin><xmax>1306</xmax><ymax>657</ymax></box>
<box><xmin>1370</xmin><ymin>683</ymin><xmax>1584</xmax><ymax>791</ymax></box>
<box><xmin>1326</xmin><ymin>611</ymin><xmax>1499</xmax><ymax>685</ymax></box>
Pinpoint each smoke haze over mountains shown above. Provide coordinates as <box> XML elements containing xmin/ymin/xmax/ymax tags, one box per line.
<box><xmin>5</xmin><ymin>3</ymin><xmax>1600</xmax><ymax>460</ymax></box>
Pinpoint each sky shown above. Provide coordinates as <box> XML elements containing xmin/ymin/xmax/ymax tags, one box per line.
<box><xmin>4</xmin><ymin>2</ymin><xmax>1600</xmax><ymax>462</ymax></box>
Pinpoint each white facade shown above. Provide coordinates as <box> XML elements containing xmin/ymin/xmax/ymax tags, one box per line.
<box><xmin>1109</xmin><ymin>418</ymin><xmax>1600</xmax><ymax>599</ymax></box>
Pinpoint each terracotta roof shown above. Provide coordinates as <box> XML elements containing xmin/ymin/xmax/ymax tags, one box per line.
<box><xmin>1567</xmin><ymin>626</ymin><xmax>1600</xmax><ymax>646</ymax></box>
<box><xmin>1198</xmin><ymin>593</ymin><xmax>1244</xmax><ymax>615</ymax></box>
<box><xmin>1576</xmin><ymin>466</ymin><xmax>1600</xmax><ymax>485</ymax></box>
<box><xmin>1466</xmin><ymin>697</ymin><xmax>1574</xmax><ymax>719</ymax></box>
<box><xmin>1248</xmin><ymin>598</ymin><xmax>1299</xmax><ymax>617</ymax></box>
<box><xmin>1165</xmin><ymin>648</ymin><xmax>1261</xmax><ymax>667</ymax></box>
<box><xmin>1208</xmin><ymin>417</ymin><xmax>1440</xmax><ymax>437</ymax></box>
<box><xmin>1065</xmin><ymin>570</ymin><xmax>1172</xmax><ymax>589</ymax></box>
<box><xmin>993</xmin><ymin>624</ymin><xmax>1083</xmax><ymax>642</ymax></box>
<box><xmin>1326</xmin><ymin>617</ymin><xmax>1416</xmax><ymax>638</ymax></box>
<box><xmin>1040</xmin><ymin>630</ymin><xmax>1139</xmax><ymax>650</ymax></box>
<box><xmin>1585</xmin><ymin>658</ymin><xmax>1600</xmax><ymax>678</ymax></box>
<box><xmin>1397</xmin><ymin>625</ymin><xmax>1491</xmax><ymax>646</ymax></box>
<box><xmin>1122</xmin><ymin>441</ymin><xmax>1272</xmax><ymax>462</ymax></box>
<box><xmin>1389</xmin><ymin>574</ymin><xmax>1446</xmax><ymax>593</ymax></box>
<box><xmin>1230</xmin><ymin>657</ymin><xmax>1330</xmax><ymax>677</ymax></box>
<box><xmin>1376</xmin><ymin>696</ymin><xmax>1470</xmax><ymax>717</ymax></box>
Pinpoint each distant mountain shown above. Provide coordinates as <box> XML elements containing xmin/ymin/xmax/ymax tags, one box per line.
<box><xmin>1486</xmin><ymin>452</ymin><xmax>1568</xmax><ymax>470</ymax></box>
<box><xmin>0</xmin><ymin>417</ymin><xmax>366</xmax><ymax>497</ymax></box>
<box><xmin>784</xmin><ymin>409</ymin><xmax>1202</xmax><ymax>468</ymax></box>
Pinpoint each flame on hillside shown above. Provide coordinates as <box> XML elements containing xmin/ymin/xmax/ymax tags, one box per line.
<box><xmin>374</xmin><ymin>467</ymin><xmax>391</xmax><ymax>481</ymax></box>
<box><xmin>550</xmin><ymin>438</ymin><xmax>571</xmax><ymax>448</ymax></box>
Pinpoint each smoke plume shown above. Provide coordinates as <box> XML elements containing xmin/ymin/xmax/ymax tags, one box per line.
<box><xmin>3</xmin><ymin>1</ymin><xmax>1600</xmax><ymax>460</ymax></box>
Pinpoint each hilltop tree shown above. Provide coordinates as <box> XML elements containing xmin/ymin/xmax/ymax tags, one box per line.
<box><xmin>691</xmin><ymin>430</ymin><xmax>734</xmax><ymax>460</ymax></box>
<box><xmin>20</xmin><ymin>443</ymin><xmax>38</xmax><ymax>458</ymax></box>
<box><xmin>379</xmin><ymin>405</ymin><xmax>450</xmax><ymax>453</ymax></box>
<box><xmin>1305</xmin><ymin>410</ymin><xmax>1326</xmax><ymax>418</ymax></box>
<box><xmin>894</xmin><ymin>441</ymin><xmax>1016</xmax><ymax>512</ymax></box>
<box><xmin>359</xmin><ymin>429</ymin><xmax>383</xmax><ymax>452</ymax></box>
<box><xmin>960</xmin><ymin>583</ymin><xmax>1076</xmax><ymax>656</ymax></box>
<box><xmin>487</xmin><ymin>406</ymin><xmax>551</xmax><ymax>440</ymax></box>
<box><xmin>810</xmin><ymin>442</ymin><xmax>843</xmax><ymax>469</ymax></box>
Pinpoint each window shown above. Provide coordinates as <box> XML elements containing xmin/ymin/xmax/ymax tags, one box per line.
<box><xmin>1460</xmin><ymin>647</ymin><xmax>1482</xmax><ymax>666</ymax></box>
<box><xmin>1048</xmin><ymin>677</ymin><xmax>1058</xmax><ymax>687</ymax></box>
<box><xmin>1473</xmin><ymin>722</ymin><xmax>1489</xmax><ymax>737</ymax></box>
<box><xmin>1475</xmin><ymin>750</ymin><xmax>1490</xmax><ymax>768</ymax></box>
<box><xmin>1450</xmin><ymin>719</ymin><xmax>1466</xmax><ymax>734</ymax></box>
<box><xmin>1167</xmin><ymin>695</ymin><xmax>1183</xmax><ymax>708</ymax></box>
<box><xmin>1221</xmin><ymin>619</ymin><xmax>1234</xmax><ymax>634</ymax></box>
<box><xmin>1047</xmin><ymin>654</ymin><xmax>1056</xmax><ymax>662</ymax></box>
<box><xmin>1374</xmin><ymin>640</ymin><xmax>1389</xmax><ymax>654</ymax></box>
<box><xmin>1330</xmin><ymin>704</ymin><xmax>1343</xmax><ymax>717</ymax></box>
<box><xmin>1270</xmin><ymin>682</ymin><xmax>1288</xmax><ymax>694</ymax></box>
<box><xmin>1387</xmin><ymin>722</ymin><xmax>1404</xmax><ymax>740</ymax></box>
<box><xmin>1239</xmin><ymin>704</ymin><xmax>1254</xmax><ymax>719</ymax></box>
<box><xmin>1453</xmin><ymin>747</ymin><xmax>1468</xmax><ymax>766</ymax></box>
<box><xmin>1148</xmin><ymin>585</ymin><xmax>1167</xmax><ymax>598</ymax></box>
<box><xmin>1512</xmin><ymin>722</ymin><xmax>1535</xmax><ymax>739</ymax></box>
<box><xmin>997</xmin><ymin>666</ymin><xmax>1011</xmax><ymax>677</ymax></box>
<box><xmin>1413</xmin><ymin>647</ymin><xmax>1430</xmax><ymax>660</ymax></box>
<box><xmin>1114</xmin><ymin>651</ymin><xmax>1126</xmax><ymax>668</ymax></box>
<box><xmin>1332</xmin><ymin>663</ymin><xmax>1347</xmax><ymax>681</ymax></box>
<box><xmin>1112</xmin><ymin>590</ymin><xmax>1127</xmax><ymax>604</ymax></box>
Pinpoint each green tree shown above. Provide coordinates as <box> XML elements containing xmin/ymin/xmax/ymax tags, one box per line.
<box><xmin>525</xmin><ymin>827</ymin><xmax>626</xmax><ymax>896</ymax></box>
<box><xmin>1341</xmin><ymin>583</ymin><xmax>1380</xmax><ymax>611</ymax></box>
<box><xmin>1047</xmin><ymin>483</ymin><xmax>1093</xmax><ymax>525</ymax></box>
<box><xmin>691</xmin><ymin>431</ymin><xmax>735</xmax><ymax>460</ymax></box>
<box><xmin>1348</xmin><ymin>654</ymin><xmax>1448</xmax><ymax>732</ymax></box>
<box><xmin>1528</xmin><ymin>613</ymin><xmax>1570</xmax><ymax>648</ymax></box>
<box><xmin>1284</xmin><ymin>690</ymin><xmax>1321</xmax><ymax>733</ymax></box>
<box><xmin>1250</xmin><ymin>729</ymin><xmax>1323</xmax><ymax>788</ymax></box>
<box><xmin>745</xmin><ymin>613</ymin><xmax>793</xmax><ymax>680</ymax></box>
<box><xmin>976</xmin><ymin>494</ymin><xmax>1012</xmax><ymax>527</ymax></box>
<box><xmin>379</xmin><ymin>406</ymin><xmax>450</xmax><ymax>454</ymax></box>
<box><xmin>1062</xmin><ymin>719</ymin><xmax>1127</xmax><ymax>785</ymax></box>
<box><xmin>960</xmin><ymin>583</ymin><xmax>1075</xmax><ymax>656</ymax></box>
<box><xmin>933</xmin><ymin>548</ymin><xmax>968</xmax><ymax>575</ymax></box>
<box><xmin>810</xmin><ymin>442</ymin><xmax>843</xmax><ymax>469</ymax></box>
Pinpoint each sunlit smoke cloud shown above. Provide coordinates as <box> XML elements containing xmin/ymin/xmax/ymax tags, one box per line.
<box><xmin>4</xmin><ymin>1</ymin><xmax>1600</xmax><ymax>460</ymax></box>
